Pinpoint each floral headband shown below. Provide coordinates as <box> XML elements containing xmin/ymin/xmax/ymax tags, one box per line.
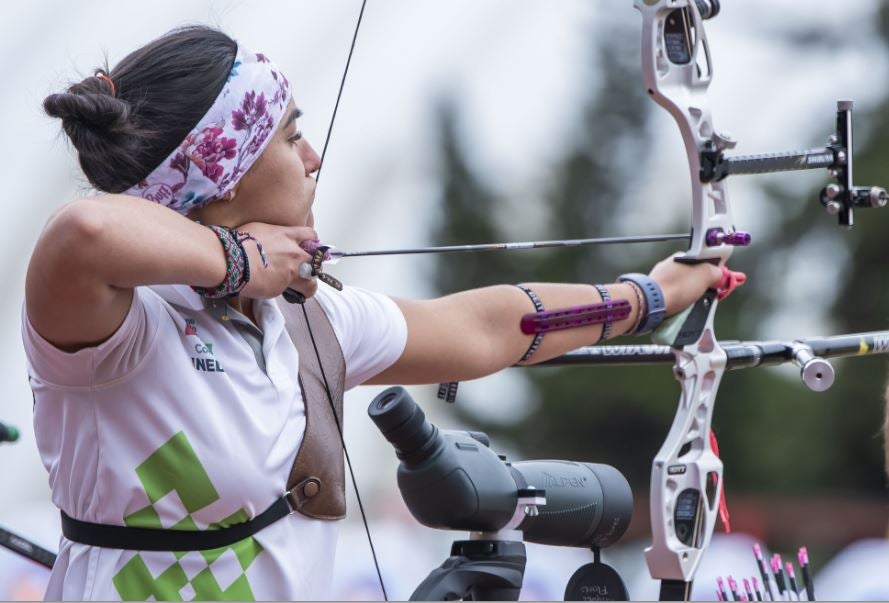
<box><xmin>125</xmin><ymin>46</ymin><xmax>292</xmax><ymax>214</ymax></box>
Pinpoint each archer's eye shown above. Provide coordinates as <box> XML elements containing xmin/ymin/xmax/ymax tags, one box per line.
<box><xmin>288</xmin><ymin>131</ymin><xmax>303</xmax><ymax>146</ymax></box>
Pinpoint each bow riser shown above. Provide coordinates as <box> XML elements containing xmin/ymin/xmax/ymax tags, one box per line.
<box><xmin>635</xmin><ymin>0</ymin><xmax>733</xmax><ymax>591</ymax></box>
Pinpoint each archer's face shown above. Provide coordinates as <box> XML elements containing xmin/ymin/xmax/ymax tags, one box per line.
<box><xmin>194</xmin><ymin>99</ymin><xmax>321</xmax><ymax>230</ymax></box>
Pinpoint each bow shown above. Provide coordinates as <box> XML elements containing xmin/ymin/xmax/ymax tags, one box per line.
<box><xmin>304</xmin><ymin>1</ymin><xmax>884</xmax><ymax>600</ymax></box>
<box><xmin>305</xmin><ymin>2</ymin><xmax>735</xmax><ymax>599</ymax></box>
<box><xmin>632</xmin><ymin>1</ymin><xmax>736</xmax><ymax>599</ymax></box>
<box><xmin>632</xmin><ymin>1</ymin><xmax>889</xmax><ymax>597</ymax></box>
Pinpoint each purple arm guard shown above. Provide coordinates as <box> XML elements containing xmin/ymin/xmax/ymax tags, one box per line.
<box><xmin>520</xmin><ymin>300</ymin><xmax>631</xmax><ymax>335</ymax></box>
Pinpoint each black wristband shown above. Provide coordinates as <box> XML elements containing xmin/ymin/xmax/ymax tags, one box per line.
<box><xmin>617</xmin><ymin>273</ymin><xmax>665</xmax><ymax>335</ymax></box>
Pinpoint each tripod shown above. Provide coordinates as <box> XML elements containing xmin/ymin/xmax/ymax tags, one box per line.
<box><xmin>411</xmin><ymin>539</ymin><xmax>527</xmax><ymax>601</ymax></box>
<box><xmin>409</xmin><ymin>489</ymin><xmax>547</xmax><ymax>601</ymax></box>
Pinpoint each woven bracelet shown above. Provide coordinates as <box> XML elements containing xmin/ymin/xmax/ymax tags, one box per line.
<box><xmin>192</xmin><ymin>225</ymin><xmax>251</xmax><ymax>299</ymax></box>
<box><xmin>234</xmin><ymin>230</ymin><xmax>269</xmax><ymax>268</ymax></box>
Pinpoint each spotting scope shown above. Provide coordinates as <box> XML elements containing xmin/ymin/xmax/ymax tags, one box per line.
<box><xmin>368</xmin><ymin>386</ymin><xmax>633</xmax><ymax>548</ymax></box>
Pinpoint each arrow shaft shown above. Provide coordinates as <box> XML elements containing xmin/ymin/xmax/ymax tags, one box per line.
<box><xmin>338</xmin><ymin>233</ymin><xmax>690</xmax><ymax>259</ymax></box>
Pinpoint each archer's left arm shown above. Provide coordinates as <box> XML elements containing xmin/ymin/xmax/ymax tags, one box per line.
<box><xmin>368</xmin><ymin>257</ymin><xmax>721</xmax><ymax>385</ymax></box>
<box><xmin>366</xmin><ymin>283</ymin><xmax>637</xmax><ymax>386</ymax></box>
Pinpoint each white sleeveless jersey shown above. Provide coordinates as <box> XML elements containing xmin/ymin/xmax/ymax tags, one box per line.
<box><xmin>22</xmin><ymin>284</ymin><xmax>407</xmax><ymax>600</ymax></box>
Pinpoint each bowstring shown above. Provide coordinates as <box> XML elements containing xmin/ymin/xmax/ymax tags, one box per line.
<box><xmin>314</xmin><ymin>0</ymin><xmax>368</xmax><ymax>187</ymax></box>
<box><xmin>308</xmin><ymin>1</ymin><xmax>388</xmax><ymax>600</ymax></box>
<box><xmin>299</xmin><ymin>303</ymin><xmax>387</xmax><ymax>600</ymax></box>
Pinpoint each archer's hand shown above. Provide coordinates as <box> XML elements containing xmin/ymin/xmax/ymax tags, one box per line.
<box><xmin>649</xmin><ymin>253</ymin><xmax>725</xmax><ymax>316</ymax></box>
<box><xmin>236</xmin><ymin>223</ymin><xmax>319</xmax><ymax>300</ymax></box>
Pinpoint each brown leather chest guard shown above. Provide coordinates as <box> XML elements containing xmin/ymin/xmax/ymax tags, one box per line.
<box><xmin>276</xmin><ymin>297</ymin><xmax>347</xmax><ymax>521</ymax></box>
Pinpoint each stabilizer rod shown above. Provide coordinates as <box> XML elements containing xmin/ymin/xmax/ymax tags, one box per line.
<box><xmin>540</xmin><ymin>330</ymin><xmax>889</xmax><ymax>392</ymax></box>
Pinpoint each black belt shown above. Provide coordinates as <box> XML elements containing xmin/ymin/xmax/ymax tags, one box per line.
<box><xmin>61</xmin><ymin>493</ymin><xmax>294</xmax><ymax>551</ymax></box>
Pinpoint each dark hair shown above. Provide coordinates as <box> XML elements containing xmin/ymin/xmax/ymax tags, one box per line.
<box><xmin>43</xmin><ymin>25</ymin><xmax>238</xmax><ymax>193</ymax></box>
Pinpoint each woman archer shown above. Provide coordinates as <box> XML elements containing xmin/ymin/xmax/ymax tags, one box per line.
<box><xmin>26</xmin><ymin>25</ymin><xmax>723</xmax><ymax>600</ymax></box>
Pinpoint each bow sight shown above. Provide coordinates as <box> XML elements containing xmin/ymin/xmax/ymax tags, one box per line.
<box><xmin>699</xmin><ymin>100</ymin><xmax>888</xmax><ymax>227</ymax></box>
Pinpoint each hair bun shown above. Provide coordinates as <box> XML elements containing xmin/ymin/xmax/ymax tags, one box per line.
<box><xmin>44</xmin><ymin>75</ymin><xmax>146</xmax><ymax>192</ymax></box>
<box><xmin>44</xmin><ymin>75</ymin><xmax>135</xmax><ymax>131</ymax></box>
<box><xmin>43</xmin><ymin>26</ymin><xmax>238</xmax><ymax>194</ymax></box>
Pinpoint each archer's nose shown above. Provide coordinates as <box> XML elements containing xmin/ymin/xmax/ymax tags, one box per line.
<box><xmin>302</xmin><ymin>140</ymin><xmax>321</xmax><ymax>176</ymax></box>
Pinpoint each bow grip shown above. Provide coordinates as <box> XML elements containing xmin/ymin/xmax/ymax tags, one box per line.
<box><xmin>651</xmin><ymin>257</ymin><xmax>721</xmax><ymax>347</ymax></box>
<box><xmin>653</xmin><ymin>289</ymin><xmax>719</xmax><ymax>347</ymax></box>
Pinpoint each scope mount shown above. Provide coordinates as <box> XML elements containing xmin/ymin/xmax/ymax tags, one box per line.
<box><xmin>409</xmin><ymin>487</ymin><xmax>545</xmax><ymax>601</ymax></box>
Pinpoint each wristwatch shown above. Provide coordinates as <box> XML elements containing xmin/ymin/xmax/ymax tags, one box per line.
<box><xmin>617</xmin><ymin>273</ymin><xmax>666</xmax><ymax>336</ymax></box>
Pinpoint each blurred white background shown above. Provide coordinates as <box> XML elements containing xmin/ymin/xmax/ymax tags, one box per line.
<box><xmin>1</xmin><ymin>0</ymin><xmax>887</xmax><ymax>600</ymax></box>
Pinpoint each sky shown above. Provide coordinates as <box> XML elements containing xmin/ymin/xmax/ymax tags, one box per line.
<box><xmin>0</xmin><ymin>0</ymin><xmax>884</xmax><ymax>599</ymax></box>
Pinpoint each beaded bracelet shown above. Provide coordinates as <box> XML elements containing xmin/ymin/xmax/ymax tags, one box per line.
<box><xmin>625</xmin><ymin>280</ymin><xmax>647</xmax><ymax>335</ymax></box>
<box><xmin>515</xmin><ymin>284</ymin><xmax>545</xmax><ymax>362</ymax></box>
<box><xmin>192</xmin><ymin>225</ymin><xmax>251</xmax><ymax>298</ymax></box>
<box><xmin>592</xmin><ymin>284</ymin><xmax>612</xmax><ymax>343</ymax></box>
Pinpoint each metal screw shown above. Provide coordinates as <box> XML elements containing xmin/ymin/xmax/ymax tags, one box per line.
<box><xmin>836</xmin><ymin>150</ymin><xmax>848</xmax><ymax>165</ymax></box>
<box><xmin>824</xmin><ymin>183</ymin><xmax>842</xmax><ymax>199</ymax></box>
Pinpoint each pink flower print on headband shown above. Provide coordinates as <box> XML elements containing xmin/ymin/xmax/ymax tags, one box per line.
<box><xmin>232</xmin><ymin>91</ymin><xmax>276</xmax><ymax>161</ymax></box>
<box><xmin>190</xmin><ymin>126</ymin><xmax>238</xmax><ymax>182</ymax></box>
<box><xmin>174</xmin><ymin>124</ymin><xmax>239</xmax><ymax>187</ymax></box>
<box><xmin>124</xmin><ymin>47</ymin><xmax>292</xmax><ymax>214</ymax></box>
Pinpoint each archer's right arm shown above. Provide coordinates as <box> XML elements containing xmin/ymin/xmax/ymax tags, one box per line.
<box><xmin>25</xmin><ymin>195</ymin><xmax>312</xmax><ymax>352</ymax></box>
<box><xmin>26</xmin><ymin>195</ymin><xmax>229</xmax><ymax>351</ymax></box>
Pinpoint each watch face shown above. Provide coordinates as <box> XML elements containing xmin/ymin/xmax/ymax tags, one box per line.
<box><xmin>564</xmin><ymin>560</ymin><xmax>630</xmax><ymax>601</ymax></box>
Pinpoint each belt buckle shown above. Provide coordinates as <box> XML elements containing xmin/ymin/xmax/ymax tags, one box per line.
<box><xmin>284</xmin><ymin>490</ymin><xmax>299</xmax><ymax>515</ymax></box>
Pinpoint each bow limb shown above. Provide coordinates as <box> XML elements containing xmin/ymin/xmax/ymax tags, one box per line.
<box><xmin>634</xmin><ymin>1</ymin><xmax>737</xmax><ymax>598</ymax></box>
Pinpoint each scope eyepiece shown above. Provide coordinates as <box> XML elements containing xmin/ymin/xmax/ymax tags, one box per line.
<box><xmin>368</xmin><ymin>386</ymin><xmax>443</xmax><ymax>465</ymax></box>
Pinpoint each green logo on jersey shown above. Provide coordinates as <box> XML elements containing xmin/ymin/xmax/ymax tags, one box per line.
<box><xmin>111</xmin><ymin>432</ymin><xmax>263</xmax><ymax>601</ymax></box>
